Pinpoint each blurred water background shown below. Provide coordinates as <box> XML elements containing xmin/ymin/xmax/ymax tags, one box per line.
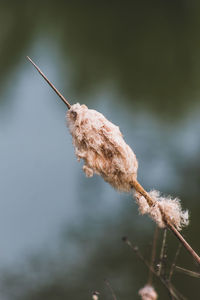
<box><xmin>0</xmin><ymin>1</ymin><xmax>200</xmax><ymax>299</ymax></box>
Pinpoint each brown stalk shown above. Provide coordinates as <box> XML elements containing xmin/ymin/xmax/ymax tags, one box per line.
<box><xmin>168</xmin><ymin>244</ymin><xmax>182</xmax><ymax>282</ymax></box>
<box><xmin>131</xmin><ymin>179</ymin><xmax>200</xmax><ymax>265</ymax></box>
<box><xmin>175</xmin><ymin>266</ymin><xmax>200</xmax><ymax>279</ymax></box>
<box><xmin>122</xmin><ymin>237</ymin><xmax>186</xmax><ymax>300</ymax></box>
<box><xmin>27</xmin><ymin>57</ymin><xmax>200</xmax><ymax>265</ymax></box>
<box><xmin>148</xmin><ymin>226</ymin><xmax>159</xmax><ymax>285</ymax></box>
<box><xmin>104</xmin><ymin>279</ymin><xmax>117</xmax><ymax>300</ymax></box>
<box><xmin>26</xmin><ymin>56</ymin><xmax>71</xmax><ymax>109</ymax></box>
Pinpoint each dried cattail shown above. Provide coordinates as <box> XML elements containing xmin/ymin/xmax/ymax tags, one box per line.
<box><xmin>138</xmin><ymin>284</ymin><xmax>158</xmax><ymax>300</ymax></box>
<box><xmin>67</xmin><ymin>103</ymin><xmax>138</xmax><ymax>192</ymax></box>
<box><xmin>135</xmin><ymin>190</ymin><xmax>189</xmax><ymax>231</ymax></box>
<box><xmin>67</xmin><ymin>103</ymin><xmax>189</xmax><ymax>231</ymax></box>
<box><xmin>27</xmin><ymin>57</ymin><xmax>200</xmax><ymax>265</ymax></box>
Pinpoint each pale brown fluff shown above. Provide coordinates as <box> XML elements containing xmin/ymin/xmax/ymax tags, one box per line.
<box><xmin>67</xmin><ymin>103</ymin><xmax>138</xmax><ymax>192</ymax></box>
<box><xmin>138</xmin><ymin>285</ymin><xmax>158</xmax><ymax>300</ymax></box>
<box><xmin>135</xmin><ymin>190</ymin><xmax>189</xmax><ymax>231</ymax></box>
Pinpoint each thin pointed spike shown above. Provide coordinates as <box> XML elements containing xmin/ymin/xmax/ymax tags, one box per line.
<box><xmin>27</xmin><ymin>56</ymin><xmax>71</xmax><ymax>109</ymax></box>
<box><xmin>175</xmin><ymin>266</ymin><xmax>200</xmax><ymax>279</ymax></box>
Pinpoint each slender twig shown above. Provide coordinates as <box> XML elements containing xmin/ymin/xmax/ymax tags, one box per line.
<box><xmin>122</xmin><ymin>237</ymin><xmax>150</xmax><ymax>269</ymax></box>
<box><xmin>148</xmin><ymin>226</ymin><xmax>159</xmax><ymax>285</ymax></box>
<box><xmin>27</xmin><ymin>57</ymin><xmax>200</xmax><ymax>265</ymax></box>
<box><xmin>26</xmin><ymin>56</ymin><xmax>71</xmax><ymax>109</ymax></box>
<box><xmin>168</xmin><ymin>244</ymin><xmax>182</xmax><ymax>282</ymax></box>
<box><xmin>168</xmin><ymin>285</ymin><xmax>187</xmax><ymax>300</ymax></box>
<box><xmin>122</xmin><ymin>237</ymin><xmax>186</xmax><ymax>300</ymax></box>
<box><xmin>158</xmin><ymin>228</ymin><xmax>167</xmax><ymax>277</ymax></box>
<box><xmin>104</xmin><ymin>279</ymin><xmax>117</xmax><ymax>300</ymax></box>
<box><xmin>175</xmin><ymin>266</ymin><xmax>200</xmax><ymax>279</ymax></box>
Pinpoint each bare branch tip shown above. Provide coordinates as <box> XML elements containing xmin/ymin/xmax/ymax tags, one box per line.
<box><xmin>26</xmin><ymin>56</ymin><xmax>71</xmax><ymax>109</ymax></box>
<box><xmin>26</xmin><ymin>56</ymin><xmax>38</xmax><ymax>69</ymax></box>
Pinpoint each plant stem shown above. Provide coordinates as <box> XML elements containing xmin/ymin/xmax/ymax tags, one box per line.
<box><xmin>131</xmin><ymin>178</ymin><xmax>200</xmax><ymax>265</ymax></box>
<box><xmin>27</xmin><ymin>57</ymin><xmax>200</xmax><ymax>265</ymax></box>
<box><xmin>122</xmin><ymin>237</ymin><xmax>186</xmax><ymax>300</ymax></box>
<box><xmin>168</xmin><ymin>244</ymin><xmax>182</xmax><ymax>282</ymax></box>
<box><xmin>158</xmin><ymin>228</ymin><xmax>167</xmax><ymax>276</ymax></box>
<box><xmin>148</xmin><ymin>226</ymin><xmax>159</xmax><ymax>285</ymax></box>
<box><xmin>104</xmin><ymin>279</ymin><xmax>117</xmax><ymax>300</ymax></box>
<box><xmin>175</xmin><ymin>266</ymin><xmax>200</xmax><ymax>278</ymax></box>
<box><xmin>27</xmin><ymin>57</ymin><xmax>71</xmax><ymax>109</ymax></box>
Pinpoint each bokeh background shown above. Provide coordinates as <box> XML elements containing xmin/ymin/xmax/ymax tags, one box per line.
<box><xmin>0</xmin><ymin>1</ymin><xmax>200</xmax><ymax>299</ymax></box>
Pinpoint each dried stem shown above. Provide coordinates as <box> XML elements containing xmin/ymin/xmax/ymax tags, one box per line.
<box><xmin>104</xmin><ymin>279</ymin><xmax>117</xmax><ymax>300</ymax></box>
<box><xmin>27</xmin><ymin>57</ymin><xmax>200</xmax><ymax>265</ymax></box>
<box><xmin>122</xmin><ymin>237</ymin><xmax>186</xmax><ymax>300</ymax></box>
<box><xmin>131</xmin><ymin>178</ymin><xmax>200</xmax><ymax>265</ymax></box>
<box><xmin>175</xmin><ymin>266</ymin><xmax>200</xmax><ymax>279</ymax></box>
<box><xmin>168</xmin><ymin>244</ymin><xmax>182</xmax><ymax>282</ymax></box>
<box><xmin>26</xmin><ymin>56</ymin><xmax>71</xmax><ymax>109</ymax></box>
<box><xmin>168</xmin><ymin>285</ymin><xmax>187</xmax><ymax>300</ymax></box>
<box><xmin>148</xmin><ymin>226</ymin><xmax>159</xmax><ymax>285</ymax></box>
<box><xmin>122</xmin><ymin>237</ymin><xmax>150</xmax><ymax>269</ymax></box>
<box><xmin>158</xmin><ymin>228</ymin><xmax>167</xmax><ymax>277</ymax></box>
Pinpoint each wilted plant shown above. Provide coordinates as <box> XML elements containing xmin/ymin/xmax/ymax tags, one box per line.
<box><xmin>27</xmin><ymin>57</ymin><xmax>200</xmax><ymax>298</ymax></box>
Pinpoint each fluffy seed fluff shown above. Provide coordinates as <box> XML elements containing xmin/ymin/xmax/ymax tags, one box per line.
<box><xmin>92</xmin><ymin>291</ymin><xmax>100</xmax><ymax>300</ymax></box>
<box><xmin>134</xmin><ymin>190</ymin><xmax>189</xmax><ymax>230</ymax></box>
<box><xmin>67</xmin><ymin>103</ymin><xmax>138</xmax><ymax>192</ymax></box>
<box><xmin>138</xmin><ymin>285</ymin><xmax>158</xmax><ymax>300</ymax></box>
<box><xmin>67</xmin><ymin>103</ymin><xmax>189</xmax><ymax>231</ymax></box>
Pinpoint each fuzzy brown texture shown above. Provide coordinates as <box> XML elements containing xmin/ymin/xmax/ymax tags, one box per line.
<box><xmin>138</xmin><ymin>285</ymin><xmax>158</xmax><ymax>300</ymax></box>
<box><xmin>67</xmin><ymin>103</ymin><xmax>138</xmax><ymax>192</ymax></box>
<box><xmin>135</xmin><ymin>190</ymin><xmax>189</xmax><ymax>231</ymax></box>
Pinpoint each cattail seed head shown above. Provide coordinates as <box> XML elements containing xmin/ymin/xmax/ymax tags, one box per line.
<box><xmin>138</xmin><ymin>284</ymin><xmax>158</xmax><ymax>300</ymax></box>
<box><xmin>135</xmin><ymin>190</ymin><xmax>189</xmax><ymax>230</ymax></box>
<box><xmin>67</xmin><ymin>103</ymin><xmax>138</xmax><ymax>192</ymax></box>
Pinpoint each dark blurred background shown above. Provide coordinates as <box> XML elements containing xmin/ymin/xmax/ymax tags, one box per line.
<box><xmin>0</xmin><ymin>1</ymin><xmax>200</xmax><ymax>299</ymax></box>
